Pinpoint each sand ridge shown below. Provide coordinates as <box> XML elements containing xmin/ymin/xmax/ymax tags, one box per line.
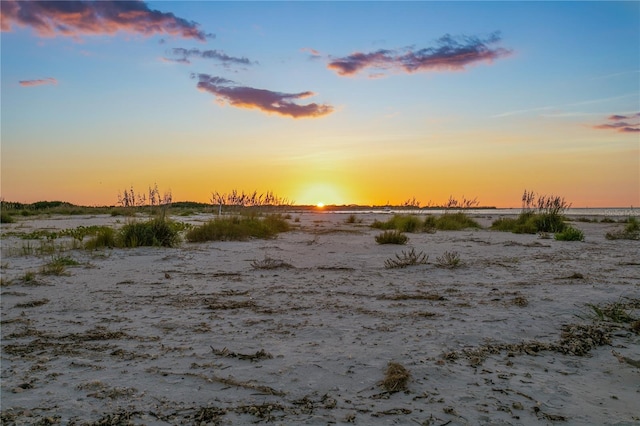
<box><xmin>1</xmin><ymin>212</ymin><xmax>639</xmax><ymax>425</ymax></box>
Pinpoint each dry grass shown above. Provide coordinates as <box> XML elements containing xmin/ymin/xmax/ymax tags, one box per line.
<box><xmin>381</xmin><ymin>362</ymin><xmax>410</xmax><ymax>392</ymax></box>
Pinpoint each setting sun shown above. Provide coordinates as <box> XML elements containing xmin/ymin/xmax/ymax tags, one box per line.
<box><xmin>316</xmin><ymin>202</ymin><xmax>325</xmax><ymax>208</ymax></box>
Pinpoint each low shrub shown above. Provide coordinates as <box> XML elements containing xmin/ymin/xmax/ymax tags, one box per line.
<box><xmin>372</xmin><ymin>215</ymin><xmax>422</xmax><ymax>232</ymax></box>
<box><xmin>0</xmin><ymin>211</ymin><xmax>15</xmax><ymax>223</ymax></box>
<box><xmin>554</xmin><ymin>226</ymin><xmax>584</xmax><ymax>241</ymax></box>
<box><xmin>186</xmin><ymin>214</ymin><xmax>290</xmax><ymax>242</ymax></box>
<box><xmin>384</xmin><ymin>248</ymin><xmax>428</xmax><ymax>268</ymax></box>
<box><xmin>375</xmin><ymin>230</ymin><xmax>408</xmax><ymax>245</ymax></box>
<box><xmin>491</xmin><ymin>211</ymin><xmax>566</xmax><ymax>234</ymax></box>
<box><xmin>381</xmin><ymin>362</ymin><xmax>410</xmax><ymax>393</ymax></box>
<box><xmin>436</xmin><ymin>250</ymin><xmax>461</xmax><ymax>268</ymax></box>
<box><xmin>606</xmin><ymin>217</ymin><xmax>640</xmax><ymax>240</ymax></box>
<box><xmin>119</xmin><ymin>217</ymin><xmax>181</xmax><ymax>247</ymax></box>
<box><xmin>435</xmin><ymin>212</ymin><xmax>481</xmax><ymax>231</ymax></box>
<box><xmin>85</xmin><ymin>227</ymin><xmax>118</xmax><ymax>249</ymax></box>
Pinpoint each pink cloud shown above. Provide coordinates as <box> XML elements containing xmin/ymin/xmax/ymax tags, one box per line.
<box><xmin>593</xmin><ymin>113</ymin><xmax>640</xmax><ymax>133</ymax></box>
<box><xmin>328</xmin><ymin>32</ymin><xmax>511</xmax><ymax>77</ymax></box>
<box><xmin>193</xmin><ymin>74</ymin><xmax>334</xmax><ymax>119</ymax></box>
<box><xmin>0</xmin><ymin>1</ymin><xmax>209</xmax><ymax>41</ymax></box>
<box><xmin>19</xmin><ymin>77</ymin><xmax>58</xmax><ymax>87</ymax></box>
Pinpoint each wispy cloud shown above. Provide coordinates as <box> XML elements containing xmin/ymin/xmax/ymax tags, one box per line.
<box><xmin>593</xmin><ymin>113</ymin><xmax>640</xmax><ymax>133</ymax></box>
<box><xmin>19</xmin><ymin>77</ymin><xmax>58</xmax><ymax>87</ymax></box>
<box><xmin>494</xmin><ymin>93</ymin><xmax>639</xmax><ymax>118</ymax></box>
<box><xmin>163</xmin><ymin>48</ymin><xmax>255</xmax><ymax>67</ymax></box>
<box><xmin>328</xmin><ymin>32</ymin><xmax>511</xmax><ymax>77</ymax></box>
<box><xmin>192</xmin><ymin>73</ymin><xmax>334</xmax><ymax>119</ymax></box>
<box><xmin>0</xmin><ymin>0</ymin><xmax>210</xmax><ymax>41</ymax></box>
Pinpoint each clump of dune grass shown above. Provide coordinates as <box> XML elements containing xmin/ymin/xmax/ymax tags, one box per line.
<box><xmin>435</xmin><ymin>212</ymin><xmax>481</xmax><ymax>230</ymax></box>
<box><xmin>1</xmin><ymin>211</ymin><xmax>15</xmax><ymax>223</ymax></box>
<box><xmin>492</xmin><ymin>190</ymin><xmax>570</xmax><ymax>234</ymax></box>
<box><xmin>85</xmin><ymin>227</ymin><xmax>118</xmax><ymax>250</ymax></box>
<box><xmin>606</xmin><ymin>217</ymin><xmax>640</xmax><ymax>240</ymax></box>
<box><xmin>384</xmin><ymin>248</ymin><xmax>428</xmax><ymax>269</ymax></box>
<box><xmin>119</xmin><ymin>217</ymin><xmax>181</xmax><ymax>248</ymax></box>
<box><xmin>586</xmin><ymin>300</ymin><xmax>637</xmax><ymax>324</ymax></box>
<box><xmin>372</xmin><ymin>215</ymin><xmax>423</xmax><ymax>232</ymax></box>
<box><xmin>186</xmin><ymin>214</ymin><xmax>290</xmax><ymax>242</ymax></box>
<box><xmin>555</xmin><ymin>226</ymin><xmax>585</xmax><ymax>241</ymax></box>
<box><xmin>375</xmin><ymin>230</ymin><xmax>408</xmax><ymax>245</ymax></box>
<box><xmin>345</xmin><ymin>214</ymin><xmax>362</xmax><ymax>224</ymax></box>
<box><xmin>41</xmin><ymin>255</ymin><xmax>79</xmax><ymax>276</ymax></box>
<box><xmin>381</xmin><ymin>362</ymin><xmax>410</xmax><ymax>393</ymax></box>
<box><xmin>436</xmin><ymin>250</ymin><xmax>461</xmax><ymax>268</ymax></box>
<box><xmin>250</xmin><ymin>256</ymin><xmax>293</xmax><ymax>270</ymax></box>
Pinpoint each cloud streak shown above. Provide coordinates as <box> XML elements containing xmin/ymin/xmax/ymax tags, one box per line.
<box><xmin>328</xmin><ymin>32</ymin><xmax>511</xmax><ymax>77</ymax></box>
<box><xmin>193</xmin><ymin>73</ymin><xmax>334</xmax><ymax>119</ymax></box>
<box><xmin>0</xmin><ymin>0</ymin><xmax>209</xmax><ymax>41</ymax></box>
<box><xmin>164</xmin><ymin>48</ymin><xmax>255</xmax><ymax>67</ymax></box>
<box><xmin>19</xmin><ymin>77</ymin><xmax>58</xmax><ymax>87</ymax></box>
<box><xmin>593</xmin><ymin>113</ymin><xmax>640</xmax><ymax>133</ymax></box>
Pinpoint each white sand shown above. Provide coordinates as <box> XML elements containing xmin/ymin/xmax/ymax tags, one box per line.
<box><xmin>1</xmin><ymin>212</ymin><xmax>638</xmax><ymax>425</ymax></box>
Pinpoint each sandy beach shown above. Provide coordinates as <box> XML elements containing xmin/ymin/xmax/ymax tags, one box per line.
<box><xmin>1</xmin><ymin>211</ymin><xmax>638</xmax><ymax>425</ymax></box>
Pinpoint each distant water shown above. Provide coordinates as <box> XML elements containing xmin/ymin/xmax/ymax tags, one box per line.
<box><xmin>330</xmin><ymin>207</ymin><xmax>638</xmax><ymax>217</ymax></box>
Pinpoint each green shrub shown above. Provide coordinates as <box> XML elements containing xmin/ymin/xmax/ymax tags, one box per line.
<box><xmin>606</xmin><ymin>217</ymin><xmax>640</xmax><ymax>240</ymax></box>
<box><xmin>492</xmin><ymin>211</ymin><xmax>566</xmax><ymax>234</ymax></box>
<box><xmin>186</xmin><ymin>214</ymin><xmax>289</xmax><ymax>242</ymax></box>
<box><xmin>423</xmin><ymin>215</ymin><xmax>437</xmax><ymax>233</ymax></box>
<box><xmin>375</xmin><ymin>230</ymin><xmax>408</xmax><ymax>245</ymax></box>
<box><xmin>371</xmin><ymin>215</ymin><xmax>422</xmax><ymax>232</ymax></box>
<box><xmin>435</xmin><ymin>212</ymin><xmax>480</xmax><ymax>231</ymax></box>
<box><xmin>554</xmin><ymin>226</ymin><xmax>584</xmax><ymax>241</ymax></box>
<box><xmin>85</xmin><ymin>227</ymin><xmax>118</xmax><ymax>249</ymax></box>
<box><xmin>119</xmin><ymin>217</ymin><xmax>180</xmax><ymax>247</ymax></box>
<box><xmin>0</xmin><ymin>211</ymin><xmax>15</xmax><ymax>223</ymax></box>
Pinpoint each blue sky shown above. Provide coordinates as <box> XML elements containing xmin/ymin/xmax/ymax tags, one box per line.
<box><xmin>1</xmin><ymin>1</ymin><xmax>638</xmax><ymax>206</ymax></box>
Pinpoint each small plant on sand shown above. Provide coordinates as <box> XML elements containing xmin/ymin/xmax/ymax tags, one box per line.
<box><xmin>375</xmin><ymin>230</ymin><xmax>408</xmax><ymax>245</ymax></box>
<box><xmin>85</xmin><ymin>227</ymin><xmax>118</xmax><ymax>250</ymax></box>
<box><xmin>555</xmin><ymin>226</ymin><xmax>584</xmax><ymax>241</ymax></box>
<box><xmin>436</xmin><ymin>250</ymin><xmax>461</xmax><ymax>268</ymax></box>
<box><xmin>1</xmin><ymin>211</ymin><xmax>15</xmax><ymax>223</ymax></box>
<box><xmin>586</xmin><ymin>300</ymin><xmax>637</xmax><ymax>324</ymax></box>
<box><xmin>372</xmin><ymin>215</ymin><xmax>422</xmax><ymax>232</ymax></box>
<box><xmin>41</xmin><ymin>255</ymin><xmax>79</xmax><ymax>275</ymax></box>
<box><xmin>250</xmin><ymin>256</ymin><xmax>293</xmax><ymax>270</ymax></box>
<box><xmin>380</xmin><ymin>362</ymin><xmax>410</xmax><ymax>393</ymax></box>
<box><xmin>119</xmin><ymin>212</ymin><xmax>181</xmax><ymax>248</ymax></box>
<box><xmin>435</xmin><ymin>212</ymin><xmax>481</xmax><ymax>231</ymax></box>
<box><xmin>186</xmin><ymin>214</ymin><xmax>290</xmax><ymax>242</ymax></box>
<box><xmin>384</xmin><ymin>248</ymin><xmax>428</xmax><ymax>269</ymax></box>
<box><xmin>492</xmin><ymin>190</ymin><xmax>570</xmax><ymax>234</ymax></box>
<box><xmin>23</xmin><ymin>271</ymin><xmax>36</xmax><ymax>283</ymax></box>
<box><xmin>606</xmin><ymin>217</ymin><xmax>640</xmax><ymax>240</ymax></box>
<box><xmin>345</xmin><ymin>214</ymin><xmax>362</xmax><ymax>224</ymax></box>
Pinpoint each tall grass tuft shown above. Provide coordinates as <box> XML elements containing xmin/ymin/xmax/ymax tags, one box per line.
<box><xmin>186</xmin><ymin>214</ymin><xmax>290</xmax><ymax>242</ymax></box>
<box><xmin>606</xmin><ymin>217</ymin><xmax>640</xmax><ymax>240</ymax></box>
<box><xmin>492</xmin><ymin>190</ymin><xmax>570</xmax><ymax>234</ymax></box>
<box><xmin>435</xmin><ymin>212</ymin><xmax>481</xmax><ymax>231</ymax></box>
<box><xmin>85</xmin><ymin>227</ymin><xmax>118</xmax><ymax>249</ymax></box>
<box><xmin>119</xmin><ymin>217</ymin><xmax>180</xmax><ymax>247</ymax></box>
<box><xmin>1</xmin><ymin>211</ymin><xmax>15</xmax><ymax>223</ymax></box>
<box><xmin>375</xmin><ymin>230</ymin><xmax>408</xmax><ymax>245</ymax></box>
<box><xmin>555</xmin><ymin>226</ymin><xmax>585</xmax><ymax>241</ymax></box>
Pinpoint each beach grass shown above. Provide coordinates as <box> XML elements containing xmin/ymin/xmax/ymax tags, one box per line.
<box><xmin>186</xmin><ymin>214</ymin><xmax>290</xmax><ymax>242</ymax></box>
<box><xmin>375</xmin><ymin>230</ymin><xmax>408</xmax><ymax>244</ymax></box>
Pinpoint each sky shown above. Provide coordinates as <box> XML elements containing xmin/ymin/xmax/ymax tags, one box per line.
<box><xmin>1</xmin><ymin>1</ymin><xmax>639</xmax><ymax>207</ymax></box>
